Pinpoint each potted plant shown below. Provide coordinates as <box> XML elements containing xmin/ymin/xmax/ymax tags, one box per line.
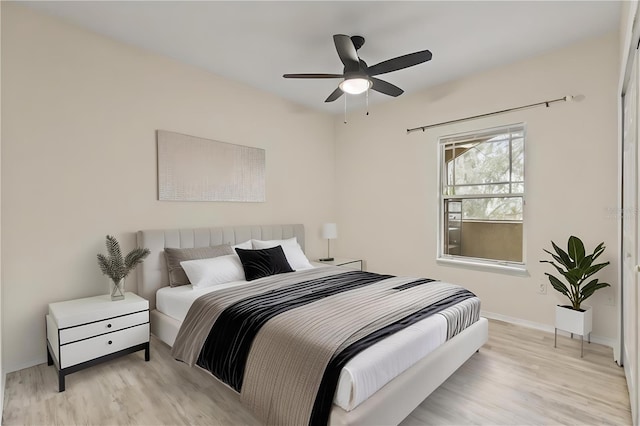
<box><xmin>97</xmin><ymin>235</ymin><xmax>150</xmax><ymax>300</ymax></box>
<box><xmin>540</xmin><ymin>236</ymin><xmax>610</xmax><ymax>356</ymax></box>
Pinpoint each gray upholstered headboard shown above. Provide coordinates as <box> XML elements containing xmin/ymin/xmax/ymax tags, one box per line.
<box><xmin>136</xmin><ymin>224</ymin><xmax>305</xmax><ymax>310</ymax></box>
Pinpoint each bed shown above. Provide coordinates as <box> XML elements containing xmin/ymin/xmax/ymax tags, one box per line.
<box><xmin>137</xmin><ymin>224</ymin><xmax>488</xmax><ymax>425</ymax></box>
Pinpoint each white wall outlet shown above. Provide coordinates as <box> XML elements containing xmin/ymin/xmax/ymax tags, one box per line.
<box><xmin>537</xmin><ymin>280</ymin><xmax>547</xmax><ymax>295</ymax></box>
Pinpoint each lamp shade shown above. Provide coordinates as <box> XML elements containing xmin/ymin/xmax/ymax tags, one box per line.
<box><xmin>322</xmin><ymin>223</ymin><xmax>338</xmax><ymax>240</ymax></box>
<box><xmin>339</xmin><ymin>78</ymin><xmax>372</xmax><ymax>95</ymax></box>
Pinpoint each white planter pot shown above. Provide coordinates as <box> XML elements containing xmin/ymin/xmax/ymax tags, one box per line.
<box><xmin>555</xmin><ymin>304</ymin><xmax>593</xmax><ymax>336</ymax></box>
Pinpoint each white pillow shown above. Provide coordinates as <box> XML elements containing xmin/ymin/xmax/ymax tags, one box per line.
<box><xmin>232</xmin><ymin>240</ymin><xmax>252</xmax><ymax>250</ymax></box>
<box><xmin>180</xmin><ymin>254</ymin><xmax>246</xmax><ymax>288</ymax></box>
<box><xmin>251</xmin><ymin>237</ymin><xmax>314</xmax><ymax>270</ymax></box>
<box><xmin>252</xmin><ymin>237</ymin><xmax>298</xmax><ymax>248</ymax></box>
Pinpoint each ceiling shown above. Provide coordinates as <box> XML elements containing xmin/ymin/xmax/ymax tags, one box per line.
<box><xmin>23</xmin><ymin>1</ymin><xmax>621</xmax><ymax>114</ymax></box>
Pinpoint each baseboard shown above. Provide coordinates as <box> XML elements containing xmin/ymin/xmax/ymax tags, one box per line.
<box><xmin>5</xmin><ymin>356</ymin><xmax>47</xmax><ymax>375</ymax></box>
<box><xmin>1</xmin><ymin>368</ymin><xmax>5</xmax><ymax>420</ymax></box>
<box><xmin>481</xmin><ymin>310</ymin><xmax>616</xmax><ymax>348</ymax></box>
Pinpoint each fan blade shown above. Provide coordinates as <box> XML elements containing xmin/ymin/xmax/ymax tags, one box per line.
<box><xmin>283</xmin><ymin>73</ymin><xmax>343</xmax><ymax>79</ymax></box>
<box><xmin>333</xmin><ymin>34</ymin><xmax>360</xmax><ymax>72</ymax></box>
<box><xmin>324</xmin><ymin>87</ymin><xmax>344</xmax><ymax>102</ymax></box>
<box><xmin>371</xmin><ymin>77</ymin><xmax>404</xmax><ymax>97</ymax></box>
<box><xmin>367</xmin><ymin>50</ymin><xmax>432</xmax><ymax>76</ymax></box>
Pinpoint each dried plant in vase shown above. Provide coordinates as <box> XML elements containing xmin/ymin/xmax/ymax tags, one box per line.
<box><xmin>97</xmin><ymin>235</ymin><xmax>150</xmax><ymax>300</ymax></box>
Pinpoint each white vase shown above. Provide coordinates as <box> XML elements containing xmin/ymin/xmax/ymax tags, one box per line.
<box><xmin>555</xmin><ymin>304</ymin><xmax>592</xmax><ymax>357</ymax></box>
<box><xmin>555</xmin><ymin>304</ymin><xmax>592</xmax><ymax>335</ymax></box>
<box><xmin>111</xmin><ymin>278</ymin><xmax>125</xmax><ymax>301</ymax></box>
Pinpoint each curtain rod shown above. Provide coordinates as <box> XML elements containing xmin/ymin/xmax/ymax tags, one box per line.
<box><xmin>406</xmin><ymin>95</ymin><xmax>577</xmax><ymax>134</ymax></box>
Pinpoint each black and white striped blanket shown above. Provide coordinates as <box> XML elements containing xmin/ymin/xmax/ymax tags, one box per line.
<box><xmin>172</xmin><ymin>267</ymin><xmax>480</xmax><ymax>426</ymax></box>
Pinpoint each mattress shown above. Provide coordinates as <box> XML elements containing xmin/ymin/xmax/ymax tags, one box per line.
<box><xmin>157</xmin><ymin>278</ymin><xmax>448</xmax><ymax>411</ymax></box>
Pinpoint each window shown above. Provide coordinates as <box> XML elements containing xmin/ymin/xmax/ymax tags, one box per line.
<box><xmin>438</xmin><ymin>123</ymin><xmax>525</xmax><ymax>268</ymax></box>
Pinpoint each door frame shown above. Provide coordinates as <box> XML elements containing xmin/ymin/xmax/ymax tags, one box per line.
<box><xmin>620</xmin><ymin>4</ymin><xmax>640</xmax><ymax>423</ymax></box>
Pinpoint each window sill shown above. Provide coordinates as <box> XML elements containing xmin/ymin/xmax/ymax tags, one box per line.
<box><xmin>437</xmin><ymin>256</ymin><xmax>529</xmax><ymax>276</ymax></box>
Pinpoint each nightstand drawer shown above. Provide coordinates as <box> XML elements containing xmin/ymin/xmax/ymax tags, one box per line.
<box><xmin>59</xmin><ymin>310</ymin><xmax>148</xmax><ymax>344</ymax></box>
<box><xmin>60</xmin><ymin>323</ymin><xmax>149</xmax><ymax>368</ymax></box>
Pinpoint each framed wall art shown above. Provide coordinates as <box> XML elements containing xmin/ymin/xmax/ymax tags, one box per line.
<box><xmin>157</xmin><ymin>130</ymin><xmax>265</xmax><ymax>202</ymax></box>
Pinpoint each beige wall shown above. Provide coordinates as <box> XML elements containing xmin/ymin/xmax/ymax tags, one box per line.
<box><xmin>335</xmin><ymin>32</ymin><xmax>619</xmax><ymax>342</ymax></box>
<box><xmin>0</xmin><ymin>4</ymin><xmax>335</xmax><ymax>372</ymax></box>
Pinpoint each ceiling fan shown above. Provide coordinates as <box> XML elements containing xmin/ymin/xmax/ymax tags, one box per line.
<box><xmin>283</xmin><ymin>34</ymin><xmax>432</xmax><ymax>103</ymax></box>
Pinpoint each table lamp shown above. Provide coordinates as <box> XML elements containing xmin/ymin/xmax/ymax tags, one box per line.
<box><xmin>320</xmin><ymin>223</ymin><xmax>337</xmax><ymax>261</ymax></box>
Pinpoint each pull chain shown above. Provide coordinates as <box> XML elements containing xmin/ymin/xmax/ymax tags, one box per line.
<box><xmin>366</xmin><ymin>88</ymin><xmax>369</xmax><ymax>116</ymax></box>
<box><xmin>344</xmin><ymin>94</ymin><xmax>347</xmax><ymax>124</ymax></box>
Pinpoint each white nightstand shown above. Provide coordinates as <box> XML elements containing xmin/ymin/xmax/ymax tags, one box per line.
<box><xmin>46</xmin><ymin>292</ymin><xmax>150</xmax><ymax>392</ymax></box>
<box><xmin>318</xmin><ymin>257</ymin><xmax>363</xmax><ymax>271</ymax></box>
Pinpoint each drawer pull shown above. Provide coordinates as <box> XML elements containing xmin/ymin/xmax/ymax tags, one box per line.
<box><xmin>107</xmin><ymin>324</ymin><xmax>112</xmax><ymax>328</ymax></box>
<box><xmin>108</xmin><ymin>340</ymin><xmax>113</xmax><ymax>345</ymax></box>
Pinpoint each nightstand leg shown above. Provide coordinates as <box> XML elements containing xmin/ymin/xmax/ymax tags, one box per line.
<box><xmin>58</xmin><ymin>372</ymin><xmax>65</xmax><ymax>392</ymax></box>
<box><xmin>144</xmin><ymin>342</ymin><xmax>150</xmax><ymax>362</ymax></box>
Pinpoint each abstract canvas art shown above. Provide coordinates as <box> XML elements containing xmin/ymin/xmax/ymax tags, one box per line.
<box><xmin>157</xmin><ymin>130</ymin><xmax>265</xmax><ymax>202</ymax></box>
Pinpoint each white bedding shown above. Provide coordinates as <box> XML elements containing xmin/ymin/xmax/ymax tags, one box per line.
<box><xmin>156</xmin><ymin>277</ymin><xmax>448</xmax><ymax>411</ymax></box>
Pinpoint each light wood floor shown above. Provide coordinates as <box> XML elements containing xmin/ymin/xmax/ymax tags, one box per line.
<box><xmin>2</xmin><ymin>319</ymin><xmax>631</xmax><ymax>425</ymax></box>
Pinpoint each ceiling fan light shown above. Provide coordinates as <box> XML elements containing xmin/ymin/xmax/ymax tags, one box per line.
<box><xmin>339</xmin><ymin>78</ymin><xmax>372</xmax><ymax>95</ymax></box>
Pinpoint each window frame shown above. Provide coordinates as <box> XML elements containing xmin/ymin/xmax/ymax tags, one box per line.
<box><xmin>436</xmin><ymin>123</ymin><xmax>527</xmax><ymax>273</ymax></box>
